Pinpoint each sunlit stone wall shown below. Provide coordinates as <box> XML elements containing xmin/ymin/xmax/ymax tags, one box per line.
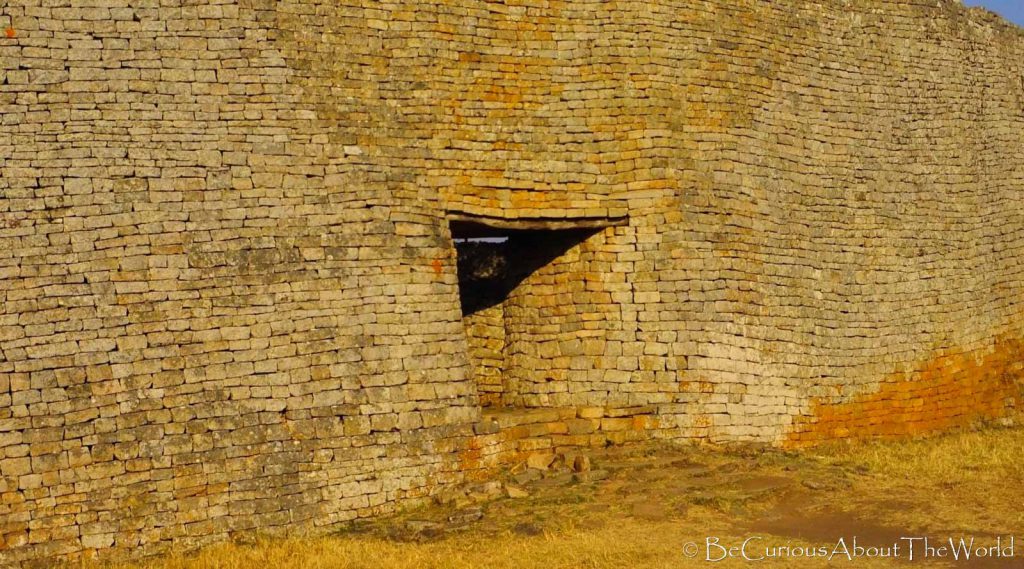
<box><xmin>1</xmin><ymin>0</ymin><xmax>1023</xmax><ymax>564</ymax></box>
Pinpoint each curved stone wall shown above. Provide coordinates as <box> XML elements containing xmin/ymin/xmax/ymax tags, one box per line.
<box><xmin>1</xmin><ymin>0</ymin><xmax>1023</xmax><ymax>564</ymax></box>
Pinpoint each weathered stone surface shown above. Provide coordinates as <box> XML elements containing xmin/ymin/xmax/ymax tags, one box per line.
<box><xmin>572</xmin><ymin>456</ymin><xmax>592</xmax><ymax>474</ymax></box>
<box><xmin>1</xmin><ymin>0</ymin><xmax>1023</xmax><ymax>565</ymax></box>
<box><xmin>504</xmin><ymin>485</ymin><xmax>530</xmax><ymax>499</ymax></box>
<box><xmin>525</xmin><ymin>453</ymin><xmax>554</xmax><ymax>471</ymax></box>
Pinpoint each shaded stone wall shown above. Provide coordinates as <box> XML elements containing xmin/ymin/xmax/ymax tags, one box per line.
<box><xmin>1</xmin><ymin>0</ymin><xmax>1024</xmax><ymax>564</ymax></box>
<box><xmin>462</xmin><ymin>303</ymin><xmax>505</xmax><ymax>406</ymax></box>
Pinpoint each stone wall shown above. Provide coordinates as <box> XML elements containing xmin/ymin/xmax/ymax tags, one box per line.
<box><xmin>454</xmin><ymin>240</ymin><xmax>508</xmax><ymax>407</ymax></box>
<box><xmin>1</xmin><ymin>0</ymin><xmax>1024</xmax><ymax>564</ymax></box>
<box><xmin>502</xmin><ymin>228</ymin><xmax>633</xmax><ymax>408</ymax></box>
<box><xmin>0</xmin><ymin>0</ymin><xmax>484</xmax><ymax>564</ymax></box>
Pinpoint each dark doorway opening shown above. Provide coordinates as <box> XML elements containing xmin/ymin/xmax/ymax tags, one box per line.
<box><xmin>452</xmin><ymin>221</ymin><xmax>600</xmax><ymax>317</ymax></box>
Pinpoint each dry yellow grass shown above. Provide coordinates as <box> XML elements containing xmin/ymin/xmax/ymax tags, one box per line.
<box><xmin>817</xmin><ymin>426</ymin><xmax>1024</xmax><ymax>484</ymax></box>
<box><xmin>87</xmin><ymin>525</ymin><xmax>922</xmax><ymax>569</ymax></box>
<box><xmin>94</xmin><ymin>526</ymin><xmax>693</xmax><ymax>569</ymax></box>
<box><xmin>808</xmin><ymin>426</ymin><xmax>1024</xmax><ymax>533</ymax></box>
<box><xmin>83</xmin><ymin>427</ymin><xmax>1024</xmax><ymax>569</ymax></box>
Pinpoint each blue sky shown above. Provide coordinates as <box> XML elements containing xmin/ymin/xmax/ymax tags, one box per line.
<box><xmin>964</xmin><ymin>0</ymin><xmax>1024</xmax><ymax>26</ymax></box>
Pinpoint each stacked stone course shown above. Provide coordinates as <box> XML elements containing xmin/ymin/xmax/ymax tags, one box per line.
<box><xmin>1</xmin><ymin>0</ymin><xmax>1024</xmax><ymax>564</ymax></box>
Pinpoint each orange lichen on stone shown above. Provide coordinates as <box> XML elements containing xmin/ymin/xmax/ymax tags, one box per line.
<box><xmin>786</xmin><ymin>336</ymin><xmax>1024</xmax><ymax>447</ymax></box>
<box><xmin>457</xmin><ymin>446</ymin><xmax>485</xmax><ymax>478</ymax></box>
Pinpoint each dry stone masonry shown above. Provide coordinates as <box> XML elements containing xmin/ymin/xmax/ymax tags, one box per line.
<box><xmin>1</xmin><ymin>0</ymin><xmax>1023</xmax><ymax>564</ymax></box>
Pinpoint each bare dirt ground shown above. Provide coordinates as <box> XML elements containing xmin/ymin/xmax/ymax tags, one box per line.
<box><xmin>92</xmin><ymin>427</ymin><xmax>1024</xmax><ymax>569</ymax></box>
